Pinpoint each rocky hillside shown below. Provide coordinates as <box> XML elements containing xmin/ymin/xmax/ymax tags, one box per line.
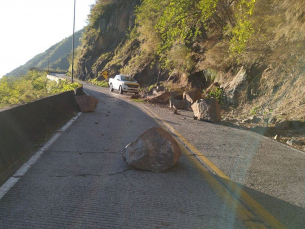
<box><xmin>7</xmin><ymin>30</ymin><xmax>84</xmax><ymax>77</ymax></box>
<box><xmin>75</xmin><ymin>0</ymin><xmax>305</xmax><ymax>124</ymax></box>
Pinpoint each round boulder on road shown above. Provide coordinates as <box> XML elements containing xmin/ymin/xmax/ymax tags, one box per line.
<box><xmin>123</xmin><ymin>127</ymin><xmax>182</xmax><ymax>172</ymax></box>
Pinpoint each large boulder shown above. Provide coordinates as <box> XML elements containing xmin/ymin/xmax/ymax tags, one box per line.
<box><xmin>75</xmin><ymin>95</ymin><xmax>99</xmax><ymax>112</ymax></box>
<box><xmin>123</xmin><ymin>127</ymin><xmax>182</xmax><ymax>172</ymax></box>
<box><xmin>191</xmin><ymin>98</ymin><xmax>221</xmax><ymax>123</ymax></box>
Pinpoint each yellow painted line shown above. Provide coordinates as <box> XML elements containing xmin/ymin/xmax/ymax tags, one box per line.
<box><xmin>139</xmin><ymin>104</ymin><xmax>286</xmax><ymax>229</ymax></box>
<box><xmin>178</xmin><ymin>142</ymin><xmax>266</xmax><ymax>229</ymax></box>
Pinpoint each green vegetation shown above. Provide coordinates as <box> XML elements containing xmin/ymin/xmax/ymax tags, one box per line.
<box><xmin>131</xmin><ymin>99</ymin><xmax>145</xmax><ymax>103</ymax></box>
<box><xmin>0</xmin><ymin>70</ymin><xmax>81</xmax><ymax>108</ymax></box>
<box><xmin>250</xmin><ymin>106</ymin><xmax>260</xmax><ymax>115</ymax></box>
<box><xmin>88</xmin><ymin>78</ymin><xmax>109</xmax><ymax>87</ymax></box>
<box><xmin>207</xmin><ymin>87</ymin><xmax>224</xmax><ymax>104</ymax></box>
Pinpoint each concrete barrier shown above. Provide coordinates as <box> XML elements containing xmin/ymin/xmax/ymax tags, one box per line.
<box><xmin>0</xmin><ymin>91</ymin><xmax>78</xmax><ymax>174</ymax></box>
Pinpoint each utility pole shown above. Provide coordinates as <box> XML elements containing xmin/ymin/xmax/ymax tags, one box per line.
<box><xmin>71</xmin><ymin>0</ymin><xmax>76</xmax><ymax>83</ymax></box>
<box><xmin>47</xmin><ymin>47</ymin><xmax>53</xmax><ymax>74</ymax></box>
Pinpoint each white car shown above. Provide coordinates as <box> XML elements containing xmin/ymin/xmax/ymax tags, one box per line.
<box><xmin>109</xmin><ymin>75</ymin><xmax>140</xmax><ymax>94</ymax></box>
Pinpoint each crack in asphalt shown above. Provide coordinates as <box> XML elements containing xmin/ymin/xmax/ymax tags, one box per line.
<box><xmin>107</xmin><ymin>168</ymin><xmax>133</xmax><ymax>176</ymax></box>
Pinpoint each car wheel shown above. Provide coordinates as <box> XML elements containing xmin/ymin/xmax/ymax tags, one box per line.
<box><xmin>119</xmin><ymin>86</ymin><xmax>123</xmax><ymax>94</ymax></box>
<box><xmin>109</xmin><ymin>84</ymin><xmax>114</xmax><ymax>92</ymax></box>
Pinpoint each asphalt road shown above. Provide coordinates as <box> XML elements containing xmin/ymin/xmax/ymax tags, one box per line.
<box><xmin>0</xmin><ymin>82</ymin><xmax>304</xmax><ymax>228</ymax></box>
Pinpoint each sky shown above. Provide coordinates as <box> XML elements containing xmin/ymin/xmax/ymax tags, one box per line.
<box><xmin>0</xmin><ymin>0</ymin><xmax>97</xmax><ymax>78</ymax></box>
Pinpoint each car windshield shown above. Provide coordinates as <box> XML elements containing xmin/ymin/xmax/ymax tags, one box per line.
<box><xmin>121</xmin><ymin>76</ymin><xmax>134</xmax><ymax>82</ymax></box>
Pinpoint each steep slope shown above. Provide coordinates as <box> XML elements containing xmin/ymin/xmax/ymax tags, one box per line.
<box><xmin>6</xmin><ymin>30</ymin><xmax>83</xmax><ymax>77</ymax></box>
<box><xmin>75</xmin><ymin>0</ymin><xmax>305</xmax><ymax>123</ymax></box>
<box><xmin>75</xmin><ymin>0</ymin><xmax>140</xmax><ymax>80</ymax></box>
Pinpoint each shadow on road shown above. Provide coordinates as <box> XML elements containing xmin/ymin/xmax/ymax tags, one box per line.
<box><xmin>85</xmin><ymin>85</ymin><xmax>304</xmax><ymax>228</ymax></box>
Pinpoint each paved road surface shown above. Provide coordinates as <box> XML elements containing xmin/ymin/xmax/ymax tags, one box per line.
<box><xmin>0</xmin><ymin>82</ymin><xmax>304</xmax><ymax>228</ymax></box>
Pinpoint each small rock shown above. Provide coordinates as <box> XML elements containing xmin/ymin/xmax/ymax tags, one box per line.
<box><xmin>95</xmin><ymin>121</ymin><xmax>98</xmax><ymax>124</ymax></box>
<box><xmin>274</xmin><ymin>134</ymin><xmax>279</xmax><ymax>140</ymax></box>
<box><xmin>250</xmin><ymin>115</ymin><xmax>261</xmax><ymax>123</ymax></box>
<box><xmin>268</xmin><ymin>116</ymin><xmax>277</xmax><ymax>124</ymax></box>
<box><xmin>241</xmin><ymin>119</ymin><xmax>251</xmax><ymax>124</ymax></box>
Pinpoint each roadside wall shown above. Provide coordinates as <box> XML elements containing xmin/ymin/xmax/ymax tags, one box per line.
<box><xmin>0</xmin><ymin>91</ymin><xmax>78</xmax><ymax>173</ymax></box>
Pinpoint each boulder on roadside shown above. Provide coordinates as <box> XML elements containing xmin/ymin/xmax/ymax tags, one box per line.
<box><xmin>123</xmin><ymin>127</ymin><xmax>182</xmax><ymax>172</ymax></box>
<box><xmin>144</xmin><ymin>91</ymin><xmax>170</xmax><ymax>103</ymax></box>
<box><xmin>170</xmin><ymin>98</ymin><xmax>186</xmax><ymax>109</ymax></box>
<box><xmin>75</xmin><ymin>95</ymin><xmax>99</xmax><ymax>112</ymax></box>
<box><xmin>191</xmin><ymin>98</ymin><xmax>221</xmax><ymax>123</ymax></box>
<box><xmin>183</xmin><ymin>90</ymin><xmax>202</xmax><ymax>104</ymax></box>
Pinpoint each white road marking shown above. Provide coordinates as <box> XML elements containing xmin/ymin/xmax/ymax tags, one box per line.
<box><xmin>0</xmin><ymin>112</ymin><xmax>82</xmax><ymax>200</ymax></box>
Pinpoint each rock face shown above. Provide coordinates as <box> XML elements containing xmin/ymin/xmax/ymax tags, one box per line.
<box><xmin>75</xmin><ymin>95</ymin><xmax>99</xmax><ymax>112</ymax></box>
<box><xmin>222</xmin><ymin>66</ymin><xmax>248</xmax><ymax>105</ymax></box>
<box><xmin>76</xmin><ymin>0</ymin><xmax>141</xmax><ymax>80</ymax></box>
<box><xmin>123</xmin><ymin>127</ymin><xmax>182</xmax><ymax>172</ymax></box>
<box><xmin>191</xmin><ymin>98</ymin><xmax>221</xmax><ymax>123</ymax></box>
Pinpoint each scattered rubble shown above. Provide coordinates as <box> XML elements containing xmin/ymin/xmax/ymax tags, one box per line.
<box><xmin>286</xmin><ymin>138</ymin><xmax>303</xmax><ymax>146</ymax></box>
<box><xmin>131</xmin><ymin>94</ymin><xmax>141</xmax><ymax>99</ymax></box>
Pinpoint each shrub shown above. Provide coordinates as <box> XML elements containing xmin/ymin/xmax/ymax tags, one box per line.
<box><xmin>88</xmin><ymin>78</ymin><xmax>109</xmax><ymax>87</ymax></box>
<box><xmin>207</xmin><ymin>87</ymin><xmax>224</xmax><ymax>104</ymax></box>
